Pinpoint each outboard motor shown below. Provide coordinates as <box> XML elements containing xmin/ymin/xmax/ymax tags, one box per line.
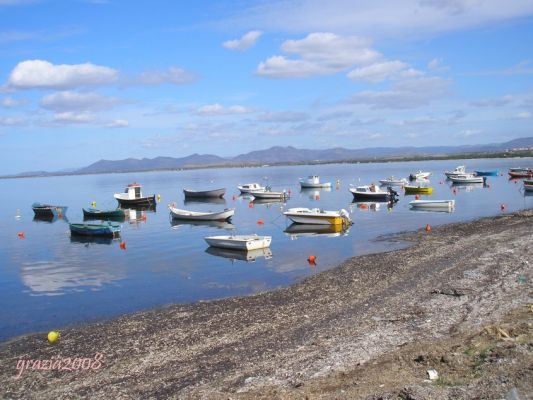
<box><xmin>388</xmin><ymin>188</ymin><xmax>399</xmax><ymax>202</ymax></box>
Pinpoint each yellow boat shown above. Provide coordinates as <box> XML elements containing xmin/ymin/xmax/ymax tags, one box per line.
<box><xmin>283</xmin><ymin>208</ymin><xmax>351</xmax><ymax>226</ymax></box>
<box><xmin>404</xmin><ymin>185</ymin><xmax>433</xmax><ymax>195</ymax></box>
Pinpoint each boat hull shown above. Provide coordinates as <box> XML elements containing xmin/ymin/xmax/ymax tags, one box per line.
<box><xmin>69</xmin><ymin>222</ymin><xmax>121</xmax><ymax>237</ymax></box>
<box><xmin>204</xmin><ymin>235</ymin><xmax>272</xmax><ymax>251</ymax></box>
<box><xmin>474</xmin><ymin>170</ymin><xmax>499</xmax><ymax>176</ymax></box>
<box><xmin>115</xmin><ymin>195</ymin><xmax>156</xmax><ymax>207</ymax></box>
<box><xmin>448</xmin><ymin>176</ymin><xmax>485</xmax><ymax>184</ymax></box>
<box><xmin>183</xmin><ymin>188</ymin><xmax>226</xmax><ymax>198</ymax></box>
<box><xmin>83</xmin><ymin>208</ymin><xmax>126</xmax><ymax>219</ymax></box>
<box><xmin>509</xmin><ymin>171</ymin><xmax>533</xmax><ymax>178</ymax></box>
<box><xmin>250</xmin><ymin>191</ymin><xmax>289</xmax><ymax>199</ymax></box>
<box><xmin>32</xmin><ymin>203</ymin><xmax>68</xmax><ymax>218</ymax></box>
<box><xmin>299</xmin><ymin>182</ymin><xmax>332</xmax><ymax>188</ymax></box>
<box><xmin>404</xmin><ymin>186</ymin><xmax>434</xmax><ymax>194</ymax></box>
<box><xmin>283</xmin><ymin>208</ymin><xmax>350</xmax><ymax>226</ymax></box>
<box><xmin>169</xmin><ymin>206</ymin><xmax>234</xmax><ymax>221</ymax></box>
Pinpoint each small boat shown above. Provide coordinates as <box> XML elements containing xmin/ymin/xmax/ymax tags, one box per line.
<box><xmin>378</xmin><ymin>176</ymin><xmax>408</xmax><ymax>186</ymax></box>
<box><xmin>299</xmin><ymin>175</ymin><xmax>332</xmax><ymax>188</ymax></box>
<box><xmin>524</xmin><ymin>179</ymin><xmax>533</xmax><ymax>192</ymax></box>
<box><xmin>83</xmin><ymin>208</ymin><xmax>126</xmax><ymax>220</ymax></box>
<box><xmin>183</xmin><ymin>188</ymin><xmax>226</xmax><ymax>198</ymax></box>
<box><xmin>250</xmin><ymin>187</ymin><xmax>289</xmax><ymax>200</ymax></box>
<box><xmin>508</xmin><ymin>167</ymin><xmax>533</xmax><ymax>178</ymax></box>
<box><xmin>404</xmin><ymin>185</ymin><xmax>434</xmax><ymax>195</ymax></box>
<box><xmin>409</xmin><ymin>171</ymin><xmax>431</xmax><ymax>180</ymax></box>
<box><xmin>204</xmin><ymin>234</ymin><xmax>272</xmax><ymax>251</ymax></box>
<box><xmin>284</xmin><ymin>223</ymin><xmax>349</xmax><ymax>238</ymax></box>
<box><xmin>114</xmin><ymin>183</ymin><xmax>156</xmax><ymax>207</ymax></box>
<box><xmin>448</xmin><ymin>175</ymin><xmax>485</xmax><ymax>184</ymax></box>
<box><xmin>32</xmin><ymin>203</ymin><xmax>68</xmax><ymax>218</ymax></box>
<box><xmin>474</xmin><ymin>170</ymin><xmax>499</xmax><ymax>176</ymax></box>
<box><xmin>444</xmin><ymin>166</ymin><xmax>466</xmax><ymax>178</ymax></box>
<box><xmin>283</xmin><ymin>207</ymin><xmax>351</xmax><ymax>226</ymax></box>
<box><xmin>168</xmin><ymin>205</ymin><xmax>234</xmax><ymax>221</ymax></box>
<box><xmin>205</xmin><ymin>247</ymin><xmax>273</xmax><ymax>262</ymax></box>
<box><xmin>237</xmin><ymin>183</ymin><xmax>266</xmax><ymax>194</ymax></box>
<box><xmin>69</xmin><ymin>221</ymin><xmax>121</xmax><ymax>237</ymax></box>
<box><xmin>349</xmin><ymin>185</ymin><xmax>398</xmax><ymax>201</ymax></box>
<box><xmin>409</xmin><ymin>199</ymin><xmax>455</xmax><ymax>210</ymax></box>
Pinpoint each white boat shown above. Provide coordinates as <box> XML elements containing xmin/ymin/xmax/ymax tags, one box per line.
<box><xmin>183</xmin><ymin>188</ymin><xmax>226</xmax><ymax>198</ymax></box>
<box><xmin>444</xmin><ymin>166</ymin><xmax>467</xmax><ymax>178</ymax></box>
<box><xmin>409</xmin><ymin>171</ymin><xmax>432</xmax><ymax>180</ymax></box>
<box><xmin>409</xmin><ymin>199</ymin><xmax>455</xmax><ymax>210</ymax></box>
<box><xmin>299</xmin><ymin>175</ymin><xmax>332</xmax><ymax>188</ymax></box>
<box><xmin>283</xmin><ymin>207</ymin><xmax>351</xmax><ymax>226</ymax></box>
<box><xmin>349</xmin><ymin>185</ymin><xmax>398</xmax><ymax>201</ymax></box>
<box><xmin>448</xmin><ymin>175</ymin><xmax>485</xmax><ymax>184</ymax></box>
<box><xmin>204</xmin><ymin>235</ymin><xmax>272</xmax><ymax>251</ymax></box>
<box><xmin>378</xmin><ymin>176</ymin><xmax>408</xmax><ymax>186</ymax></box>
<box><xmin>250</xmin><ymin>187</ymin><xmax>289</xmax><ymax>199</ymax></box>
<box><xmin>237</xmin><ymin>183</ymin><xmax>266</xmax><ymax>194</ymax></box>
<box><xmin>168</xmin><ymin>205</ymin><xmax>234</xmax><ymax>221</ymax></box>
<box><xmin>114</xmin><ymin>183</ymin><xmax>156</xmax><ymax>207</ymax></box>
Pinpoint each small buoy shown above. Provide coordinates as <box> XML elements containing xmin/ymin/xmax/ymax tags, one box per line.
<box><xmin>17</xmin><ymin>232</ymin><xmax>25</xmax><ymax>239</ymax></box>
<box><xmin>47</xmin><ymin>331</ymin><xmax>60</xmax><ymax>344</ymax></box>
<box><xmin>288</xmin><ymin>189</ymin><xmax>292</xmax><ymax>194</ymax></box>
<box><xmin>120</xmin><ymin>241</ymin><xmax>126</xmax><ymax>250</ymax></box>
<box><xmin>500</xmin><ymin>203</ymin><xmax>506</xmax><ymax>211</ymax></box>
<box><xmin>248</xmin><ymin>202</ymin><xmax>254</xmax><ymax>208</ymax></box>
<box><xmin>360</xmin><ymin>204</ymin><xmax>368</xmax><ymax>209</ymax></box>
<box><xmin>307</xmin><ymin>255</ymin><xmax>316</xmax><ymax>265</ymax></box>
<box><xmin>425</xmin><ymin>224</ymin><xmax>431</xmax><ymax>232</ymax></box>
<box><xmin>257</xmin><ymin>219</ymin><xmax>264</xmax><ymax>225</ymax></box>
<box><xmin>91</xmin><ymin>201</ymin><xmax>96</xmax><ymax>207</ymax></box>
<box><xmin>315</xmin><ymin>194</ymin><xmax>320</xmax><ymax>200</ymax></box>
<box><xmin>157</xmin><ymin>194</ymin><xmax>161</xmax><ymax>202</ymax></box>
<box><xmin>453</xmin><ymin>188</ymin><xmax>457</xmax><ymax>194</ymax></box>
<box><xmin>415</xmin><ymin>194</ymin><xmax>420</xmax><ymax>200</ymax></box>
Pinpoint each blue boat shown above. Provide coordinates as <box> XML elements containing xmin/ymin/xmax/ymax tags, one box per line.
<box><xmin>69</xmin><ymin>221</ymin><xmax>121</xmax><ymax>237</ymax></box>
<box><xmin>474</xmin><ymin>170</ymin><xmax>499</xmax><ymax>176</ymax></box>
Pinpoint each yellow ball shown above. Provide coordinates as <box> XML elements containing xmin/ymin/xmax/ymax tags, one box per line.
<box><xmin>48</xmin><ymin>331</ymin><xmax>60</xmax><ymax>344</ymax></box>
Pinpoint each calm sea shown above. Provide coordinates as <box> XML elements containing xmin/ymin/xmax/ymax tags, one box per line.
<box><xmin>1</xmin><ymin>158</ymin><xmax>532</xmax><ymax>342</ymax></box>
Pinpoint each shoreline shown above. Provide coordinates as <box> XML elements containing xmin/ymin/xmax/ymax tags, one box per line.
<box><xmin>1</xmin><ymin>210</ymin><xmax>532</xmax><ymax>399</ymax></box>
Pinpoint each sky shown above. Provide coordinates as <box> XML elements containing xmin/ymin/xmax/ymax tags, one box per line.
<box><xmin>0</xmin><ymin>0</ymin><xmax>533</xmax><ymax>174</ymax></box>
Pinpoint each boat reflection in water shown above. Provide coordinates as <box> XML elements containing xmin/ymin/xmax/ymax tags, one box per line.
<box><xmin>70</xmin><ymin>235</ymin><xmax>116</xmax><ymax>246</ymax></box>
<box><xmin>351</xmin><ymin>200</ymin><xmax>395</xmax><ymax>212</ymax></box>
<box><xmin>170</xmin><ymin>219</ymin><xmax>235</xmax><ymax>230</ymax></box>
<box><xmin>205</xmin><ymin>246</ymin><xmax>273</xmax><ymax>263</ymax></box>
<box><xmin>33</xmin><ymin>214</ymin><xmax>67</xmax><ymax>223</ymax></box>
<box><xmin>252</xmin><ymin>198</ymin><xmax>288</xmax><ymax>207</ymax></box>
<box><xmin>284</xmin><ymin>223</ymin><xmax>349</xmax><ymax>239</ymax></box>
<box><xmin>120</xmin><ymin>206</ymin><xmax>154</xmax><ymax>225</ymax></box>
<box><xmin>184</xmin><ymin>197</ymin><xmax>227</xmax><ymax>206</ymax></box>
<box><xmin>450</xmin><ymin>182</ymin><xmax>485</xmax><ymax>192</ymax></box>
<box><xmin>300</xmin><ymin>187</ymin><xmax>331</xmax><ymax>201</ymax></box>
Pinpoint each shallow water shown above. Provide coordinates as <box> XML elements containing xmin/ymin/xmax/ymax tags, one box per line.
<box><xmin>0</xmin><ymin>158</ymin><xmax>531</xmax><ymax>341</ymax></box>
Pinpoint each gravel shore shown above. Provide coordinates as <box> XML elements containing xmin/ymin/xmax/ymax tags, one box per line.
<box><xmin>1</xmin><ymin>210</ymin><xmax>532</xmax><ymax>399</ymax></box>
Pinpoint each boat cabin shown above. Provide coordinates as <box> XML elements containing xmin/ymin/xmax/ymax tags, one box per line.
<box><xmin>123</xmin><ymin>183</ymin><xmax>144</xmax><ymax>199</ymax></box>
<box><xmin>240</xmin><ymin>183</ymin><xmax>262</xmax><ymax>190</ymax></box>
<box><xmin>302</xmin><ymin>175</ymin><xmax>320</xmax><ymax>184</ymax></box>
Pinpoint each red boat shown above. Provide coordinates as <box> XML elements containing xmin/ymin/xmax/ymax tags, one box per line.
<box><xmin>508</xmin><ymin>168</ymin><xmax>533</xmax><ymax>178</ymax></box>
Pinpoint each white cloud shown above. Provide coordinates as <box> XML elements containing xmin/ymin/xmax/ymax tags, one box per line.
<box><xmin>53</xmin><ymin>111</ymin><xmax>96</xmax><ymax>124</ymax></box>
<box><xmin>459</xmin><ymin>128</ymin><xmax>482</xmax><ymax>137</ymax></box>
<box><xmin>257</xmin><ymin>32</ymin><xmax>380</xmax><ymax>78</ymax></box>
<box><xmin>40</xmin><ymin>91</ymin><xmax>122</xmax><ymax>111</ymax></box>
<box><xmin>427</xmin><ymin>58</ymin><xmax>449</xmax><ymax>72</ymax></box>
<box><xmin>7</xmin><ymin>60</ymin><xmax>118</xmax><ymax>90</ymax></box>
<box><xmin>0</xmin><ymin>116</ymin><xmax>23</xmax><ymax>125</ymax></box>
<box><xmin>195</xmin><ymin>103</ymin><xmax>251</xmax><ymax>116</ymax></box>
<box><xmin>515</xmin><ymin>111</ymin><xmax>531</xmax><ymax>119</ymax></box>
<box><xmin>1</xmin><ymin>96</ymin><xmax>26</xmax><ymax>107</ymax></box>
<box><xmin>470</xmin><ymin>95</ymin><xmax>513</xmax><ymax>107</ymax></box>
<box><xmin>106</xmin><ymin>119</ymin><xmax>129</xmax><ymax>128</ymax></box>
<box><xmin>257</xmin><ymin>111</ymin><xmax>309</xmax><ymax>122</ymax></box>
<box><xmin>135</xmin><ymin>67</ymin><xmax>196</xmax><ymax>86</ymax></box>
<box><xmin>347</xmin><ymin>60</ymin><xmax>409</xmax><ymax>82</ymax></box>
<box><xmin>223</xmin><ymin>31</ymin><xmax>262</xmax><ymax>51</ymax></box>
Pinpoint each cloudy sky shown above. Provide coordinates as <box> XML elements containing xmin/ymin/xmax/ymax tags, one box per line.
<box><xmin>1</xmin><ymin>0</ymin><xmax>532</xmax><ymax>174</ymax></box>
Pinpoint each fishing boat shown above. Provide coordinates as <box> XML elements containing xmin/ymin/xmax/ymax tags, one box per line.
<box><xmin>404</xmin><ymin>185</ymin><xmax>434</xmax><ymax>194</ymax></box>
<box><xmin>114</xmin><ymin>183</ymin><xmax>156</xmax><ymax>207</ymax></box>
<box><xmin>204</xmin><ymin>234</ymin><xmax>272</xmax><ymax>251</ymax></box>
<box><xmin>82</xmin><ymin>208</ymin><xmax>126</xmax><ymax>220</ymax></box>
<box><xmin>284</xmin><ymin>223</ymin><xmax>349</xmax><ymax>238</ymax></box>
<box><xmin>183</xmin><ymin>188</ymin><xmax>226</xmax><ymax>198</ymax></box>
<box><xmin>444</xmin><ymin>165</ymin><xmax>466</xmax><ymax>178</ymax></box>
<box><xmin>299</xmin><ymin>175</ymin><xmax>332</xmax><ymax>188</ymax></box>
<box><xmin>349</xmin><ymin>185</ymin><xmax>398</xmax><ymax>201</ymax></box>
<box><xmin>168</xmin><ymin>204</ymin><xmax>234</xmax><ymax>221</ymax></box>
<box><xmin>474</xmin><ymin>170</ymin><xmax>499</xmax><ymax>176</ymax></box>
<box><xmin>69</xmin><ymin>221</ymin><xmax>121</xmax><ymax>237</ymax></box>
<box><xmin>237</xmin><ymin>183</ymin><xmax>266</xmax><ymax>194</ymax></box>
<box><xmin>378</xmin><ymin>176</ymin><xmax>408</xmax><ymax>186</ymax></box>
<box><xmin>524</xmin><ymin>179</ymin><xmax>533</xmax><ymax>192</ymax></box>
<box><xmin>32</xmin><ymin>203</ymin><xmax>68</xmax><ymax>218</ymax></box>
<box><xmin>249</xmin><ymin>187</ymin><xmax>290</xmax><ymax>200</ymax></box>
<box><xmin>283</xmin><ymin>208</ymin><xmax>351</xmax><ymax>226</ymax></box>
<box><xmin>409</xmin><ymin>199</ymin><xmax>455</xmax><ymax>210</ymax></box>
<box><xmin>448</xmin><ymin>175</ymin><xmax>485</xmax><ymax>184</ymax></box>
<box><xmin>409</xmin><ymin>171</ymin><xmax>432</xmax><ymax>180</ymax></box>
<box><xmin>508</xmin><ymin>167</ymin><xmax>533</xmax><ymax>178</ymax></box>
<box><xmin>205</xmin><ymin>247</ymin><xmax>273</xmax><ymax>262</ymax></box>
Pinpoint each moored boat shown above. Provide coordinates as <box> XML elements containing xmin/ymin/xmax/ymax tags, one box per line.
<box><xmin>32</xmin><ymin>203</ymin><xmax>68</xmax><ymax>218</ymax></box>
<box><xmin>284</xmin><ymin>223</ymin><xmax>349</xmax><ymax>238</ymax></box>
<box><xmin>409</xmin><ymin>171</ymin><xmax>431</xmax><ymax>180</ymax></box>
<box><xmin>204</xmin><ymin>234</ymin><xmax>272</xmax><ymax>251</ymax></box>
<box><xmin>299</xmin><ymin>175</ymin><xmax>332</xmax><ymax>188</ymax></box>
<box><xmin>183</xmin><ymin>188</ymin><xmax>226</xmax><ymax>198</ymax></box>
<box><xmin>168</xmin><ymin>205</ymin><xmax>234</xmax><ymax>221</ymax></box>
<box><xmin>404</xmin><ymin>185</ymin><xmax>434</xmax><ymax>195</ymax></box>
<box><xmin>378</xmin><ymin>176</ymin><xmax>408</xmax><ymax>186</ymax></box>
<box><xmin>448</xmin><ymin>175</ymin><xmax>485</xmax><ymax>184</ymax></box>
<box><xmin>409</xmin><ymin>199</ymin><xmax>455</xmax><ymax>210</ymax></box>
<box><xmin>508</xmin><ymin>167</ymin><xmax>533</xmax><ymax>178</ymax></box>
<box><xmin>237</xmin><ymin>183</ymin><xmax>266</xmax><ymax>194</ymax></box>
<box><xmin>69</xmin><ymin>221</ymin><xmax>121</xmax><ymax>237</ymax></box>
<box><xmin>444</xmin><ymin>166</ymin><xmax>466</xmax><ymax>178</ymax></box>
<box><xmin>250</xmin><ymin>187</ymin><xmax>289</xmax><ymax>199</ymax></box>
<box><xmin>524</xmin><ymin>179</ymin><xmax>533</xmax><ymax>192</ymax></box>
<box><xmin>349</xmin><ymin>184</ymin><xmax>398</xmax><ymax>201</ymax></box>
<box><xmin>114</xmin><ymin>183</ymin><xmax>156</xmax><ymax>207</ymax></box>
<box><xmin>83</xmin><ymin>208</ymin><xmax>126</xmax><ymax>220</ymax></box>
<box><xmin>283</xmin><ymin>207</ymin><xmax>351</xmax><ymax>226</ymax></box>
<box><xmin>474</xmin><ymin>170</ymin><xmax>499</xmax><ymax>176</ymax></box>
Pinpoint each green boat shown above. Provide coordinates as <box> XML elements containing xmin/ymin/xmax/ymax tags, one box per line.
<box><xmin>70</xmin><ymin>221</ymin><xmax>121</xmax><ymax>237</ymax></box>
<box><xmin>82</xmin><ymin>207</ymin><xmax>126</xmax><ymax>220</ymax></box>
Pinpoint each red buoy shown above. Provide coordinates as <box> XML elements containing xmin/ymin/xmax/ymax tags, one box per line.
<box><xmin>257</xmin><ymin>219</ymin><xmax>264</xmax><ymax>225</ymax></box>
<box><xmin>415</xmin><ymin>194</ymin><xmax>420</xmax><ymax>200</ymax></box>
<box><xmin>17</xmin><ymin>232</ymin><xmax>25</xmax><ymax>239</ymax></box>
<box><xmin>307</xmin><ymin>255</ymin><xmax>316</xmax><ymax>265</ymax></box>
<box><xmin>120</xmin><ymin>241</ymin><xmax>126</xmax><ymax>250</ymax></box>
<box><xmin>248</xmin><ymin>202</ymin><xmax>254</xmax><ymax>208</ymax></box>
<box><xmin>500</xmin><ymin>203</ymin><xmax>506</xmax><ymax>211</ymax></box>
<box><xmin>425</xmin><ymin>224</ymin><xmax>431</xmax><ymax>232</ymax></box>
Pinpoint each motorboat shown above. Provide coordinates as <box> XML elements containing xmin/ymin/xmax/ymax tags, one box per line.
<box><xmin>448</xmin><ymin>175</ymin><xmax>485</xmax><ymax>184</ymax></box>
<box><xmin>83</xmin><ymin>208</ymin><xmax>126</xmax><ymax>220</ymax></box>
<box><xmin>183</xmin><ymin>188</ymin><xmax>226</xmax><ymax>198</ymax></box>
<box><xmin>168</xmin><ymin>204</ymin><xmax>234</xmax><ymax>221</ymax></box>
<box><xmin>204</xmin><ymin>234</ymin><xmax>272</xmax><ymax>251</ymax></box>
<box><xmin>283</xmin><ymin>207</ymin><xmax>351</xmax><ymax>226</ymax></box>
<box><xmin>378</xmin><ymin>176</ymin><xmax>408</xmax><ymax>186</ymax></box>
<box><xmin>508</xmin><ymin>167</ymin><xmax>533</xmax><ymax>178</ymax></box>
<box><xmin>444</xmin><ymin>166</ymin><xmax>466</xmax><ymax>178</ymax></box>
<box><xmin>474</xmin><ymin>170</ymin><xmax>499</xmax><ymax>176</ymax></box>
<box><xmin>237</xmin><ymin>183</ymin><xmax>266</xmax><ymax>194</ymax></box>
<box><xmin>409</xmin><ymin>199</ymin><xmax>455</xmax><ymax>210</ymax></box>
<box><xmin>114</xmin><ymin>183</ymin><xmax>156</xmax><ymax>207</ymax></box>
<box><xmin>349</xmin><ymin>184</ymin><xmax>398</xmax><ymax>201</ymax></box>
<box><xmin>409</xmin><ymin>171</ymin><xmax>432</xmax><ymax>180</ymax></box>
<box><xmin>205</xmin><ymin>247</ymin><xmax>273</xmax><ymax>262</ymax></box>
<box><xmin>404</xmin><ymin>185</ymin><xmax>434</xmax><ymax>195</ymax></box>
<box><xmin>250</xmin><ymin>187</ymin><xmax>290</xmax><ymax>200</ymax></box>
<box><xmin>69</xmin><ymin>221</ymin><xmax>121</xmax><ymax>237</ymax></box>
<box><xmin>284</xmin><ymin>223</ymin><xmax>349</xmax><ymax>238</ymax></box>
<box><xmin>32</xmin><ymin>203</ymin><xmax>68</xmax><ymax>218</ymax></box>
<box><xmin>299</xmin><ymin>175</ymin><xmax>332</xmax><ymax>188</ymax></box>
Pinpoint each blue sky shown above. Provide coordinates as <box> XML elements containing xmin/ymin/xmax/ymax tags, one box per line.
<box><xmin>1</xmin><ymin>0</ymin><xmax>532</xmax><ymax>174</ymax></box>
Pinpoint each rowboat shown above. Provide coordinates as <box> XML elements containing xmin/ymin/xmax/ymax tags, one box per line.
<box><xmin>205</xmin><ymin>247</ymin><xmax>273</xmax><ymax>262</ymax></box>
<box><xmin>474</xmin><ymin>170</ymin><xmax>499</xmax><ymax>176</ymax></box>
<box><xmin>409</xmin><ymin>199</ymin><xmax>455</xmax><ymax>210</ymax></box>
<box><xmin>168</xmin><ymin>205</ymin><xmax>234</xmax><ymax>221</ymax></box>
<box><xmin>349</xmin><ymin>185</ymin><xmax>398</xmax><ymax>201</ymax></box>
<box><xmin>83</xmin><ymin>208</ymin><xmax>126</xmax><ymax>220</ymax></box>
<box><xmin>284</xmin><ymin>223</ymin><xmax>349</xmax><ymax>238</ymax></box>
<box><xmin>524</xmin><ymin>179</ymin><xmax>533</xmax><ymax>192</ymax></box>
<box><xmin>114</xmin><ymin>183</ymin><xmax>156</xmax><ymax>207</ymax></box>
<box><xmin>378</xmin><ymin>176</ymin><xmax>408</xmax><ymax>186</ymax></box>
<box><xmin>404</xmin><ymin>185</ymin><xmax>434</xmax><ymax>195</ymax></box>
<box><xmin>69</xmin><ymin>221</ymin><xmax>121</xmax><ymax>237</ymax></box>
<box><xmin>183</xmin><ymin>188</ymin><xmax>226</xmax><ymax>198</ymax></box>
<box><xmin>204</xmin><ymin>235</ymin><xmax>272</xmax><ymax>251</ymax></box>
<box><xmin>444</xmin><ymin>166</ymin><xmax>466</xmax><ymax>178</ymax></box>
<box><xmin>508</xmin><ymin>167</ymin><xmax>533</xmax><ymax>178</ymax></box>
<box><xmin>409</xmin><ymin>171</ymin><xmax>431</xmax><ymax>180</ymax></box>
<box><xmin>283</xmin><ymin>207</ymin><xmax>351</xmax><ymax>226</ymax></box>
<box><xmin>448</xmin><ymin>175</ymin><xmax>485</xmax><ymax>184</ymax></box>
<box><xmin>299</xmin><ymin>175</ymin><xmax>332</xmax><ymax>188</ymax></box>
<box><xmin>237</xmin><ymin>183</ymin><xmax>266</xmax><ymax>194</ymax></box>
<box><xmin>32</xmin><ymin>203</ymin><xmax>68</xmax><ymax>218</ymax></box>
<box><xmin>250</xmin><ymin>187</ymin><xmax>289</xmax><ymax>199</ymax></box>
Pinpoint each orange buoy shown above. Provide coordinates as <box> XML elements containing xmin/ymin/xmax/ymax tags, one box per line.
<box><xmin>257</xmin><ymin>219</ymin><xmax>264</xmax><ymax>225</ymax></box>
<box><xmin>360</xmin><ymin>204</ymin><xmax>368</xmax><ymax>209</ymax></box>
<box><xmin>119</xmin><ymin>241</ymin><xmax>126</xmax><ymax>250</ymax></box>
<box><xmin>307</xmin><ymin>255</ymin><xmax>316</xmax><ymax>265</ymax></box>
<box><xmin>17</xmin><ymin>231</ymin><xmax>25</xmax><ymax>239</ymax></box>
<box><xmin>425</xmin><ymin>224</ymin><xmax>431</xmax><ymax>232</ymax></box>
<box><xmin>315</xmin><ymin>194</ymin><xmax>320</xmax><ymax>200</ymax></box>
<box><xmin>415</xmin><ymin>194</ymin><xmax>420</xmax><ymax>200</ymax></box>
<box><xmin>248</xmin><ymin>202</ymin><xmax>254</xmax><ymax>208</ymax></box>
